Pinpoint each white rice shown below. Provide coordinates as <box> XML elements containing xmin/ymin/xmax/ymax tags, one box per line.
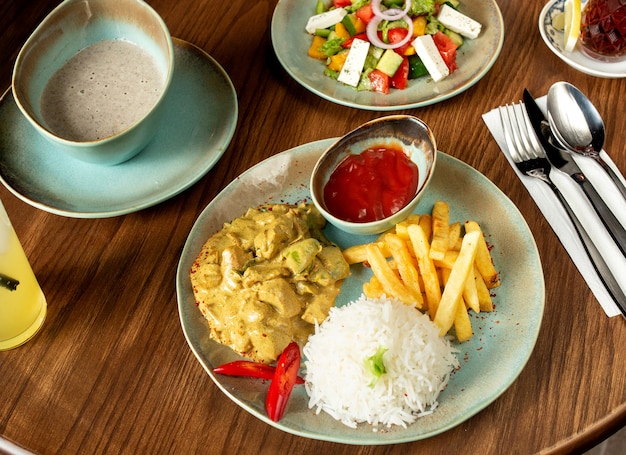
<box><xmin>303</xmin><ymin>295</ymin><xmax>459</xmax><ymax>430</ymax></box>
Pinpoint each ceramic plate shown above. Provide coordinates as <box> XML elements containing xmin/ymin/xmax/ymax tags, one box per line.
<box><xmin>176</xmin><ymin>138</ymin><xmax>545</xmax><ymax>445</ymax></box>
<box><xmin>539</xmin><ymin>0</ymin><xmax>626</xmax><ymax>78</ymax></box>
<box><xmin>271</xmin><ymin>1</ymin><xmax>504</xmax><ymax>111</ymax></box>
<box><xmin>0</xmin><ymin>38</ymin><xmax>237</xmax><ymax>218</ymax></box>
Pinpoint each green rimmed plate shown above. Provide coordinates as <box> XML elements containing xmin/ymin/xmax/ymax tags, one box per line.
<box><xmin>271</xmin><ymin>1</ymin><xmax>504</xmax><ymax>110</ymax></box>
<box><xmin>176</xmin><ymin>138</ymin><xmax>544</xmax><ymax>444</ymax></box>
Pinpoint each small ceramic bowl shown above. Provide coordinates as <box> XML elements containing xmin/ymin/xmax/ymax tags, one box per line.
<box><xmin>12</xmin><ymin>0</ymin><xmax>174</xmax><ymax>166</ymax></box>
<box><xmin>310</xmin><ymin>115</ymin><xmax>437</xmax><ymax>235</ymax></box>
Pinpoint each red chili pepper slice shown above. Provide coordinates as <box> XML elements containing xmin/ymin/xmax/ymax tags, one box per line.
<box><xmin>265</xmin><ymin>341</ymin><xmax>301</xmax><ymax>422</ymax></box>
<box><xmin>214</xmin><ymin>360</ymin><xmax>304</xmax><ymax>384</ymax></box>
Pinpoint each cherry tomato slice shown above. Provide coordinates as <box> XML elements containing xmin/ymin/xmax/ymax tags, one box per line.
<box><xmin>355</xmin><ymin>4</ymin><xmax>374</xmax><ymax>24</ymax></box>
<box><xmin>390</xmin><ymin>56</ymin><xmax>409</xmax><ymax>89</ymax></box>
<box><xmin>388</xmin><ymin>28</ymin><xmax>412</xmax><ymax>56</ymax></box>
<box><xmin>333</xmin><ymin>0</ymin><xmax>352</xmax><ymax>7</ymax></box>
<box><xmin>432</xmin><ymin>31</ymin><xmax>459</xmax><ymax>73</ymax></box>
<box><xmin>341</xmin><ymin>32</ymin><xmax>369</xmax><ymax>49</ymax></box>
<box><xmin>368</xmin><ymin>69</ymin><xmax>390</xmax><ymax>94</ymax></box>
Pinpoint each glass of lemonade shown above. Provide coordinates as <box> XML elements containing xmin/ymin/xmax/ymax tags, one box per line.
<box><xmin>0</xmin><ymin>200</ymin><xmax>47</xmax><ymax>350</ymax></box>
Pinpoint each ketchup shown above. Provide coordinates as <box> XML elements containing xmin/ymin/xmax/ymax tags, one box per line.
<box><xmin>323</xmin><ymin>145</ymin><xmax>419</xmax><ymax>223</ymax></box>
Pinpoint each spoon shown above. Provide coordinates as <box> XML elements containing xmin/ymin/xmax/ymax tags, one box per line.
<box><xmin>546</xmin><ymin>81</ymin><xmax>626</xmax><ymax>201</ymax></box>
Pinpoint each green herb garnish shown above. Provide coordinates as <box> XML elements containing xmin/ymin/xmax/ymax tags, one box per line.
<box><xmin>365</xmin><ymin>346</ymin><xmax>388</xmax><ymax>387</ymax></box>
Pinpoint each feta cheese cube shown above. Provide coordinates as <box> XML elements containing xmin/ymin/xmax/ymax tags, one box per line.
<box><xmin>338</xmin><ymin>38</ymin><xmax>371</xmax><ymax>87</ymax></box>
<box><xmin>305</xmin><ymin>8</ymin><xmax>348</xmax><ymax>34</ymax></box>
<box><xmin>412</xmin><ymin>35</ymin><xmax>450</xmax><ymax>82</ymax></box>
<box><xmin>437</xmin><ymin>4</ymin><xmax>482</xmax><ymax>39</ymax></box>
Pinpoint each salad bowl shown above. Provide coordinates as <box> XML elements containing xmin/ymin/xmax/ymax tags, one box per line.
<box><xmin>271</xmin><ymin>0</ymin><xmax>504</xmax><ymax>110</ymax></box>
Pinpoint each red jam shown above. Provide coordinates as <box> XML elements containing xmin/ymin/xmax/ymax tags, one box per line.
<box><xmin>323</xmin><ymin>145</ymin><xmax>419</xmax><ymax>223</ymax></box>
<box><xmin>581</xmin><ymin>0</ymin><xmax>626</xmax><ymax>59</ymax></box>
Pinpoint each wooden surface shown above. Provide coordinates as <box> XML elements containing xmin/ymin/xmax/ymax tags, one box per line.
<box><xmin>1</xmin><ymin>1</ymin><xmax>625</xmax><ymax>454</ymax></box>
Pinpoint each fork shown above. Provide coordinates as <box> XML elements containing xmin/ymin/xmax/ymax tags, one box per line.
<box><xmin>498</xmin><ymin>102</ymin><xmax>626</xmax><ymax>315</ymax></box>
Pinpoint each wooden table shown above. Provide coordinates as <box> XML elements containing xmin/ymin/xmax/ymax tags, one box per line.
<box><xmin>1</xmin><ymin>1</ymin><xmax>625</xmax><ymax>453</ymax></box>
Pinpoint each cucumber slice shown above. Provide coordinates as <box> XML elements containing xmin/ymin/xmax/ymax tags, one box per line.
<box><xmin>408</xmin><ymin>54</ymin><xmax>429</xmax><ymax>79</ymax></box>
<box><xmin>375</xmin><ymin>49</ymin><xmax>404</xmax><ymax>77</ymax></box>
<box><xmin>341</xmin><ymin>13</ymin><xmax>359</xmax><ymax>36</ymax></box>
<box><xmin>315</xmin><ymin>28</ymin><xmax>331</xmax><ymax>38</ymax></box>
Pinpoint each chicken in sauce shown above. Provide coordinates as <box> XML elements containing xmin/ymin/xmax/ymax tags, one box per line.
<box><xmin>190</xmin><ymin>203</ymin><xmax>350</xmax><ymax>363</ymax></box>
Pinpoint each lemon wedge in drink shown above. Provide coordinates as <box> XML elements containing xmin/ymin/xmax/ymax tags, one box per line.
<box><xmin>563</xmin><ymin>0</ymin><xmax>581</xmax><ymax>52</ymax></box>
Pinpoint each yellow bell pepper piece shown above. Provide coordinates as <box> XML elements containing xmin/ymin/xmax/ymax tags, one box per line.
<box><xmin>353</xmin><ymin>16</ymin><xmax>366</xmax><ymax>34</ymax></box>
<box><xmin>327</xmin><ymin>51</ymin><xmax>348</xmax><ymax>72</ymax></box>
<box><xmin>334</xmin><ymin>22</ymin><xmax>351</xmax><ymax>40</ymax></box>
<box><xmin>412</xmin><ymin>16</ymin><xmax>427</xmax><ymax>37</ymax></box>
<box><xmin>308</xmin><ymin>35</ymin><xmax>327</xmax><ymax>60</ymax></box>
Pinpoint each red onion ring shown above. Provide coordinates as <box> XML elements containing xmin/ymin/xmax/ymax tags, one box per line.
<box><xmin>366</xmin><ymin>13</ymin><xmax>414</xmax><ymax>50</ymax></box>
<box><xmin>371</xmin><ymin>0</ymin><xmax>412</xmax><ymax>21</ymax></box>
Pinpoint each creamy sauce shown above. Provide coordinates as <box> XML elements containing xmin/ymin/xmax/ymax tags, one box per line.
<box><xmin>40</xmin><ymin>40</ymin><xmax>164</xmax><ymax>142</ymax></box>
<box><xmin>190</xmin><ymin>204</ymin><xmax>351</xmax><ymax>363</ymax></box>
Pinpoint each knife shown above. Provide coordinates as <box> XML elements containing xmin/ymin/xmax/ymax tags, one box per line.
<box><xmin>523</xmin><ymin>89</ymin><xmax>626</xmax><ymax>259</ymax></box>
<box><xmin>565</xmin><ymin>200</ymin><xmax>626</xmax><ymax>317</ymax></box>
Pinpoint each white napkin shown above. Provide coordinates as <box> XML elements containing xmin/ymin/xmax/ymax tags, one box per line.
<box><xmin>483</xmin><ymin>97</ymin><xmax>626</xmax><ymax>317</ymax></box>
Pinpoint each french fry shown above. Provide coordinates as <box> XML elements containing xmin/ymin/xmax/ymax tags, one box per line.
<box><xmin>433</xmin><ymin>230</ymin><xmax>480</xmax><ymax>336</ymax></box>
<box><xmin>346</xmin><ymin>202</ymin><xmax>500</xmax><ymax>341</ymax></box>
<box><xmin>453</xmin><ymin>295</ymin><xmax>473</xmax><ymax>342</ymax></box>
<box><xmin>462</xmin><ymin>265</ymin><xmax>480</xmax><ymax>313</ymax></box>
<box><xmin>474</xmin><ymin>264</ymin><xmax>494</xmax><ymax>312</ymax></box>
<box><xmin>395</xmin><ymin>214</ymin><xmax>421</xmax><ymax>240</ymax></box>
<box><xmin>385</xmin><ymin>233</ymin><xmax>424</xmax><ymax>308</ymax></box>
<box><xmin>343</xmin><ymin>244</ymin><xmax>370</xmax><ymax>265</ymax></box>
<box><xmin>448</xmin><ymin>222</ymin><xmax>462</xmax><ymax>251</ymax></box>
<box><xmin>432</xmin><ymin>249</ymin><xmax>459</xmax><ymax>270</ymax></box>
<box><xmin>464</xmin><ymin>221</ymin><xmax>501</xmax><ymax>289</ymax></box>
<box><xmin>440</xmin><ymin>267</ymin><xmax>451</xmax><ymax>284</ymax></box>
<box><xmin>343</xmin><ymin>241</ymin><xmax>391</xmax><ymax>265</ymax></box>
<box><xmin>418</xmin><ymin>213</ymin><xmax>432</xmax><ymax>241</ymax></box>
<box><xmin>365</xmin><ymin>243</ymin><xmax>416</xmax><ymax>306</ymax></box>
<box><xmin>429</xmin><ymin>201</ymin><xmax>450</xmax><ymax>261</ymax></box>
<box><xmin>364</xmin><ymin>275</ymin><xmax>384</xmax><ymax>300</ymax></box>
<box><xmin>440</xmin><ymin>268</ymin><xmax>473</xmax><ymax>340</ymax></box>
<box><xmin>407</xmin><ymin>224</ymin><xmax>441</xmax><ymax>318</ymax></box>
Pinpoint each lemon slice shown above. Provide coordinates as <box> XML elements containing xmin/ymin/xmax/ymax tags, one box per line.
<box><xmin>563</xmin><ymin>0</ymin><xmax>582</xmax><ymax>52</ymax></box>
<box><xmin>552</xmin><ymin>12</ymin><xmax>565</xmax><ymax>31</ymax></box>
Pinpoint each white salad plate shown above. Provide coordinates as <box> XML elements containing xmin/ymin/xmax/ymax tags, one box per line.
<box><xmin>176</xmin><ymin>138</ymin><xmax>545</xmax><ymax>445</ymax></box>
<box><xmin>271</xmin><ymin>0</ymin><xmax>504</xmax><ymax>111</ymax></box>
<box><xmin>539</xmin><ymin>0</ymin><xmax>626</xmax><ymax>78</ymax></box>
<box><xmin>0</xmin><ymin>38</ymin><xmax>238</xmax><ymax>218</ymax></box>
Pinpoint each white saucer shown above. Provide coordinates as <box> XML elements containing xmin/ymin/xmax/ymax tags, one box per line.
<box><xmin>539</xmin><ymin>0</ymin><xmax>626</xmax><ymax>78</ymax></box>
<box><xmin>0</xmin><ymin>38</ymin><xmax>238</xmax><ymax>218</ymax></box>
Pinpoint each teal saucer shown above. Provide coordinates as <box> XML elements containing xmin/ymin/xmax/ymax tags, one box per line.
<box><xmin>0</xmin><ymin>38</ymin><xmax>237</xmax><ymax>218</ymax></box>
